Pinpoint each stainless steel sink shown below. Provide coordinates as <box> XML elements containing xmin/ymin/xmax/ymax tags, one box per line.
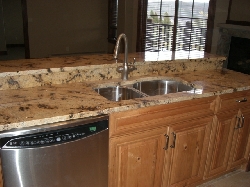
<box><xmin>94</xmin><ymin>79</ymin><xmax>199</xmax><ymax>101</ymax></box>
<box><xmin>94</xmin><ymin>86</ymin><xmax>144</xmax><ymax>101</ymax></box>
<box><xmin>133</xmin><ymin>80</ymin><xmax>195</xmax><ymax>96</ymax></box>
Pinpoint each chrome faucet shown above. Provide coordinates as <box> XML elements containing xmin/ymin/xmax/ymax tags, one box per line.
<box><xmin>114</xmin><ymin>33</ymin><xmax>136</xmax><ymax>81</ymax></box>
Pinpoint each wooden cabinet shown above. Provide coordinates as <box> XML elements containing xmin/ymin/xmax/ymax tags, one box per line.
<box><xmin>109</xmin><ymin>126</ymin><xmax>166</xmax><ymax>187</ymax></box>
<box><xmin>162</xmin><ymin>116</ymin><xmax>213</xmax><ymax>187</ymax></box>
<box><xmin>204</xmin><ymin>111</ymin><xmax>236</xmax><ymax>178</ymax></box>
<box><xmin>109</xmin><ymin>97</ymin><xmax>215</xmax><ymax>187</ymax></box>
<box><xmin>228</xmin><ymin>108</ymin><xmax>250</xmax><ymax>170</ymax></box>
<box><xmin>204</xmin><ymin>90</ymin><xmax>250</xmax><ymax>179</ymax></box>
<box><xmin>108</xmin><ymin>91</ymin><xmax>250</xmax><ymax>187</ymax></box>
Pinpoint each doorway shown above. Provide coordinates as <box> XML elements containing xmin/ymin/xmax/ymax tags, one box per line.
<box><xmin>0</xmin><ymin>0</ymin><xmax>29</xmax><ymax>61</ymax></box>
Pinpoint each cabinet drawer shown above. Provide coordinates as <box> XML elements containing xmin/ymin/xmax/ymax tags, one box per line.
<box><xmin>109</xmin><ymin>97</ymin><xmax>215</xmax><ymax>137</ymax></box>
<box><xmin>218</xmin><ymin>90</ymin><xmax>250</xmax><ymax>113</ymax></box>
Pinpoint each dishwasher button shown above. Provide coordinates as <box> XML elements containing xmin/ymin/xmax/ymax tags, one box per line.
<box><xmin>62</xmin><ymin>135</ymin><xmax>67</xmax><ymax>141</ymax></box>
<box><xmin>78</xmin><ymin>132</ymin><xmax>85</xmax><ymax>137</ymax></box>
<box><xmin>56</xmin><ymin>137</ymin><xmax>61</xmax><ymax>142</ymax></box>
<box><xmin>49</xmin><ymin>138</ymin><xmax>54</xmax><ymax>143</ymax></box>
<box><xmin>68</xmin><ymin>134</ymin><xmax>72</xmax><ymax>139</ymax></box>
<box><xmin>44</xmin><ymin>138</ymin><xmax>50</xmax><ymax>144</ymax></box>
<box><xmin>40</xmin><ymin>140</ymin><xmax>45</xmax><ymax>144</ymax></box>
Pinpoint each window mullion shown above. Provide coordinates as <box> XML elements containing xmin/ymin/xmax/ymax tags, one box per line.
<box><xmin>172</xmin><ymin>0</ymin><xmax>179</xmax><ymax>51</ymax></box>
<box><xmin>189</xmin><ymin>0</ymin><xmax>195</xmax><ymax>51</ymax></box>
<box><xmin>157</xmin><ymin>0</ymin><xmax>163</xmax><ymax>51</ymax></box>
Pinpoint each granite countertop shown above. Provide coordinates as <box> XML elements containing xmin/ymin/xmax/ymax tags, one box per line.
<box><xmin>0</xmin><ymin>51</ymin><xmax>250</xmax><ymax>132</ymax></box>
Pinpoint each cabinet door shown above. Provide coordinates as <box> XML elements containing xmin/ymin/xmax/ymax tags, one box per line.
<box><xmin>162</xmin><ymin>116</ymin><xmax>213</xmax><ymax>187</ymax></box>
<box><xmin>204</xmin><ymin>111</ymin><xmax>236</xmax><ymax>179</ymax></box>
<box><xmin>228</xmin><ymin>108</ymin><xmax>250</xmax><ymax>169</ymax></box>
<box><xmin>109</xmin><ymin>127</ymin><xmax>167</xmax><ymax>187</ymax></box>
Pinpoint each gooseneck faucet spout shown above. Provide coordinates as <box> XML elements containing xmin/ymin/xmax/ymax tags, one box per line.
<box><xmin>114</xmin><ymin>33</ymin><xmax>135</xmax><ymax>81</ymax></box>
<box><xmin>114</xmin><ymin>33</ymin><xmax>128</xmax><ymax>63</ymax></box>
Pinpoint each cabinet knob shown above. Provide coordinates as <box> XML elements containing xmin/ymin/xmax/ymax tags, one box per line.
<box><xmin>241</xmin><ymin>115</ymin><xmax>245</xmax><ymax>128</ymax></box>
<box><xmin>235</xmin><ymin>116</ymin><xmax>241</xmax><ymax>129</ymax></box>
<box><xmin>235</xmin><ymin>114</ymin><xmax>245</xmax><ymax>129</ymax></box>
<box><xmin>163</xmin><ymin>134</ymin><xmax>169</xmax><ymax>150</ymax></box>
<box><xmin>236</xmin><ymin>98</ymin><xmax>247</xmax><ymax>103</ymax></box>
<box><xmin>170</xmin><ymin>132</ymin><xmax>176</xmax><ymax>148</ymax></box>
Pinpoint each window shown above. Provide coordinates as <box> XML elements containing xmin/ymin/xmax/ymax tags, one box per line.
<box><xmin>137</xmin><ymin>0</ymin><xmax>216</xmax><ymax>53</ymax></box>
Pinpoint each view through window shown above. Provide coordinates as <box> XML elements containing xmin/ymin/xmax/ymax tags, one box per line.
<box><xmin>146</xmin><ymin>0</ymin><xmax>209</xmax><ymax>52</ymax></box>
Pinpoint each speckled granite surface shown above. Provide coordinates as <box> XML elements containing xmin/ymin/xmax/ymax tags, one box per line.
<box><xmin>0</xmin><ymin>51</ymin><xmax>249</xmax><ymax>132</ymax></box>
<box><xmin>0</xmin><ymin>52</ymin><xmax>224</xmax><ymax>90</ymax></box>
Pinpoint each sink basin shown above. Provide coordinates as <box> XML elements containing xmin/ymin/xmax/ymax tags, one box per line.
<box><xmin>94</xmin><ymin>86</ymin><xmax>144</xmax><ymax>101</ymax></box>
<box><xmin>133</xmin><ymin>80</ymin><xmax>194</xmax><ymax>96</ymax></box>
<box><xmin>94</xmin><ymin>79</ymin><xmax>199</xmax><ymax>101</ymax></box>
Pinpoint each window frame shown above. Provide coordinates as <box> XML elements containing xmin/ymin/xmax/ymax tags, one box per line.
<box><xmin>136</xmin><ymin>0</ymin><xmax>216</xmax><ymax>53</ymax></box>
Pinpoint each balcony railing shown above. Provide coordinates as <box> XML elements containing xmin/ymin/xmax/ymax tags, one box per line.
<box><xmin>145</xmin><ymin>22</ymin><xmax>207</xmax><ymax>52</ymax></box>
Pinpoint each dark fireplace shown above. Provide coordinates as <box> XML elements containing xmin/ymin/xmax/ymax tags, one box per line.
<box><xmin>227</xmin><ymin>36</ymin><xmax>250</xmax><ymax>75</ymax></box>
<box><xmin>216</xmin><ymin>24</ymin><xmax>250</xmax><ymax>75</ymax></box>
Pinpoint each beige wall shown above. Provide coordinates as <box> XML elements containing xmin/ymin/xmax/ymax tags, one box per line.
<box><xmin>230</xmin><ymin>0</ymin><xmax>250</xmax><ymax>22</ymax></box>
<box><xmin>2</xmin><ymin>0</ymin><xmax>24</xmax><ymax>45</ymax></box>
<box><xmin>2</xmin><ymin>0</ymin><xmax>249</xmax><ymax>58</ymax></box>
<box><xmin>0</xmin><ymin>0</ymin><xmax>6</xmax><ymax>52</ymax></box>
<box><xmin>27</xmin><ymin>0</ymin><xmax>108</xmax><ymax>58</ymax></box>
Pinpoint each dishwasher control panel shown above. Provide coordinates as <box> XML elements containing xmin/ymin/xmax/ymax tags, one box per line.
<box><xmin>3</xmin><ymin>120</ymin><xmax>108</xmax><ymax>148</ymax></box>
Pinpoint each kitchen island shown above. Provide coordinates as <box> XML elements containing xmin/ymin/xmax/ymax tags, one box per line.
<box><xmin>0</xmin><ymin>51</ymin><xmax>249</xmax><ymax>130</ymax></box>
<box><xmin>0</xmin><ymin>51</ymin><xmax>250</xmax><ymax>187</ymax></box>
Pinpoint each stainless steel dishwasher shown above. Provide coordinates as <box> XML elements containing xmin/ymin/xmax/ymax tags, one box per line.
<box><xmin>0</xmin><ymin>115</ymin><xmax>109</xmax><ymax>187</ymax></box>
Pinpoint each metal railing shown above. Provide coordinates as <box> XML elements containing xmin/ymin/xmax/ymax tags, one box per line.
<box><xmin>145</xmin><ymin>23</ymin><xmax>207</xmax><ymax>52</ymax></box>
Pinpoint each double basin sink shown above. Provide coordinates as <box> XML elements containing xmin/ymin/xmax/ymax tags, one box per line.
<box><xmin>94</xmin><ymin>78</ymin><xmax>202</xmax><ymax>101</ymax></box>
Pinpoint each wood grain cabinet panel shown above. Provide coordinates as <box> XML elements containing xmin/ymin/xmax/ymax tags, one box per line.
<box><xmin>228</xmin><ymin>108</ymin><xmax>250</xmax><ymax>170</ymax></box>
<box><xmin>109</xmin><ymin>97</ymin><xmax>216</xmax><ymax>137</ymax></box>
<box><xmin>162</xmin><ymin>116</ymin><xmax>213</xmax><ymax>187</ymax></box>
<box><xmin>204</xmin><ymin>112</ymin><xmax>236</xmax><ymax>178</ymax></box>
<box><xmin>109</xmin><ymin>97</ymin><xmax>215</xmax><ymax>187</ymax></box>
<box><xmin>109</xmin><ymin>127</ymin><xmax>167</xmax><ymax>187</ymax></box>
<box><xmin>216</xmin><ymin>90</ymin><xmax>250</xmax><ymax>113</ymax></box>
<box><xmin>205</xmin><ymin>92</ymin><xmax>250</xmax><ymax>179</ymax></box>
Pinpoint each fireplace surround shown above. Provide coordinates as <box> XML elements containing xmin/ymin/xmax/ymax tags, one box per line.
<box><xmin>217</xmin><ymin>23</ymin><xmax>250</xmax><ymax>74</ymax></box>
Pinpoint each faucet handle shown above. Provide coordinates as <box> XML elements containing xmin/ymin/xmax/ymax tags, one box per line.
<box><xmin>128</xmin><ymin>58</ymin><xmax>136</xmax><ymax>72</ymax></box>
<box><xmin>132</xmin><ymin>58</ymin><xmax>136</xmax><ymax>65</ymax></box>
